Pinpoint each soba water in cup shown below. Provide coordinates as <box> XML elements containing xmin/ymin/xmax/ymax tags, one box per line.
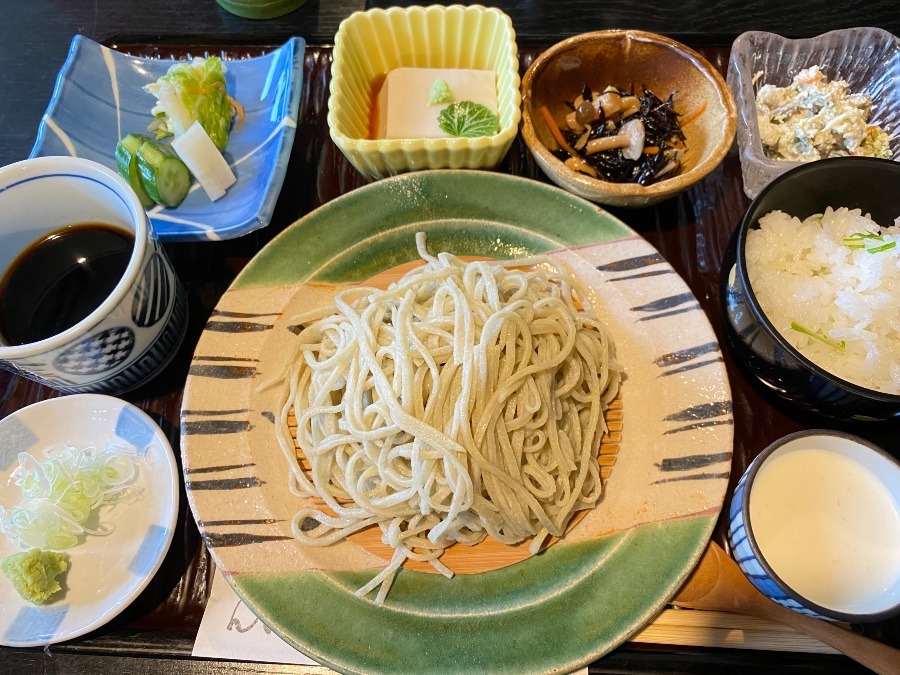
<box><xmin>0</xmin><ymin>156</ymin><xmax>187</xmax><ymax>394</ymax></box>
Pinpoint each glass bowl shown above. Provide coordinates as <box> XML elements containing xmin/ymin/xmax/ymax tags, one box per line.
<box><xmin>727</xmin><ymin>27</ymin><xmax>900</xmax><ymax>199</ymax></box>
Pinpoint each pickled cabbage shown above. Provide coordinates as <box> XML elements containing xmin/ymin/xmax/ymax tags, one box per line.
<box><xmin>144</xmin><ymin>56</ymin><xmax>234</xmax><ymax>151</ymax></box>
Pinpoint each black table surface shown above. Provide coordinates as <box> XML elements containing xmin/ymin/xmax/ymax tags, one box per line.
<box><xmin>1</xmin><ymin>2</ymin><xmax>899</xmax><ymax>674</ymax></box>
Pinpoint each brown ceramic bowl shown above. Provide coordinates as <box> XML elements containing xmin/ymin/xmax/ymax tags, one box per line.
<box><xmin>521</xmin><ymin>30</ymin><xmax>737</xmax><ymax>207</ymax></box>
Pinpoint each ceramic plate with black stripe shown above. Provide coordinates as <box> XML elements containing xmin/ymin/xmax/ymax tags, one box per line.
<box><xmin>180</xmin><ymin>171</ymin><xmax>733</xmax><ymax>674</ymax></box>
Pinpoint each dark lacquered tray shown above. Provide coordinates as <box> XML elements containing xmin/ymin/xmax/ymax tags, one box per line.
<box><xmin>0</xmin><ymin>42</ymin><xmax>896</xmax><ymax>673</ymax></box>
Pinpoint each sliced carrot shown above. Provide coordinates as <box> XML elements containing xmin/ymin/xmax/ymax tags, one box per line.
<box><xmin>643</xmin><ymin>146</ymin><xmax>660</xmax><ymax>155</ymax></box>
<box><xmin>227</xmin><ymin>93</ymin><xmax>245</xmax><ymax>132</ymax></box>
<box><xmin>538</xmin><ymin>105</ymin><xmax>577</xmax><ymax>156</ymax></box>
<box><xmin>680</xmin><ymin>100</ymin><xmax>707</xmax><ymax>126</ymax></box>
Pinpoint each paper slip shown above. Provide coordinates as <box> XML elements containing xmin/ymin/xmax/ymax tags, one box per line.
<box><xmin>192</xmin><ymin>566</ymin><xmax>319</xmax><ymax>666</ymax></box>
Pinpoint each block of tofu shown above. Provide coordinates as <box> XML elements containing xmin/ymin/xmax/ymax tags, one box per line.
<box><xmin>374</xmin><ymin>67</ymin><xmax>498</xmax><ymax>139</ymax></box>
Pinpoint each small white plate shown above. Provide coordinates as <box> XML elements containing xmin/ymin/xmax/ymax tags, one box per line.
<box><xmin>0</xmin><ymin>394</ymin><xmax>179</xmax><ymax>647</ymax></box>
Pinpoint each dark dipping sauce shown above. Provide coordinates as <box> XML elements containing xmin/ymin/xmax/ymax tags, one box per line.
<box><xmin>0</xmin><ymin>223</ymin><xmax>134</xmax><ymax>346</ymax></box>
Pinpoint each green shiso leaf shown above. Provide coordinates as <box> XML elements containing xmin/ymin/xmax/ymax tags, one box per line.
<box><xmin>437</xmin><ymin>101</ymin><xmax>499</xmax><ymax>138</ymax></box>
<box><xmin>428</xmin><ymin>78</ymin><xmax>453</xmax><ymax>106</ymax></box>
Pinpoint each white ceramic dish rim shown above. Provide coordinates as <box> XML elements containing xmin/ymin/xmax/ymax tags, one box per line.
<box><xmin>0</xmin><ymin>394</ymin><xmax>180</xmax><ymax>647</ymax></box>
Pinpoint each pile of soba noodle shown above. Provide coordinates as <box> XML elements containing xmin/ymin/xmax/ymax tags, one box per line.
<box><xmin>274</xmin><ymin>234</ymin><xmax>620</xmax><ymax>603</ymax></box>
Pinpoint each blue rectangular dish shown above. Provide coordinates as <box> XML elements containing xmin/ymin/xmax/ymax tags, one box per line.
<box><xmin>31</xmin><ymin>35</ymin><xmax>305</xmax><ymax>242</ymax></box>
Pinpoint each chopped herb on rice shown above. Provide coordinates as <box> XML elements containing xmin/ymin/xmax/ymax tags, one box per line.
<box><xmin>746</xmin><ymin>207</ymin><xmax>900</xmax><ymax>394</ymax></box>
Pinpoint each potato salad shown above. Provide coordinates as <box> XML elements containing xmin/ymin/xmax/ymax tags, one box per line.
<box><xmin>755</xmin><ymin>66</ymin><xmax>892</xmax><ymax>161</ymax></box>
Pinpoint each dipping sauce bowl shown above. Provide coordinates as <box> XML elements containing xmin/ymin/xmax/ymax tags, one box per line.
<box><xmin>728</xmin><ymin>430</ymin><xmax>900</xmax><ymax>622</ymax></box>
<box><xmin>0</xmin><ymin>156</ymin><xmax>188</xmax><ymax>394</ymax></box>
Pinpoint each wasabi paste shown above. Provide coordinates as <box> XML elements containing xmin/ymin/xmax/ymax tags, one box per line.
<box><xmin>1</xmin><ymin>549</ymin><xmax>68</xmax><ymax>604</ymax></box>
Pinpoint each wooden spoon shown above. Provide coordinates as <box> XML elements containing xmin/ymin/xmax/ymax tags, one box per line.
<box><xmin>672</xmin><ymin>541</ymin><xmax>900</xmax><ymax>675</ymax></box>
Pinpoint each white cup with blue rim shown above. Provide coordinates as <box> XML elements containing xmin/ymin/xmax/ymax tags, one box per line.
<box><xmin>728</xmin><ymin>430</ymin><xmax>900</xmax><ymax>623</ymax></box>
<box><xmin>0</xmin><ymin>156</ymin><xmax>187</xmax><ymax>394</ymax></box>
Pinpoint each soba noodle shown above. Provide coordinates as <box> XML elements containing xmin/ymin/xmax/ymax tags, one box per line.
<box><xmin>273</xmin><ymin>234</ymin><xmax>620</xmax><ymax>603</ymax></box>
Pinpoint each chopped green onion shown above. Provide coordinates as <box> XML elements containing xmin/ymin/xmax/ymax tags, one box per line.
<box><xmin>843</xmin><ymin>231</ymin><xmax>882</xmax><ymax>240</ymax></box>
<box><xmin>842</xmin><ymin>232</ymin><xmax>897</xmax><ymax>253</ymax></box>
<box><xmin>867</xmin><ymin>241</ymin><xmax>897</xmax><ymax>254</ymax></box>
<box><xmin>0</xmin><ymin>445</ymin><xmax>140</xmax><ymax>550</ymax></box>
<box><xmin>790</xmin><ymin>322</ymin><xmax>846</xmax><ymax>350</ymax></box>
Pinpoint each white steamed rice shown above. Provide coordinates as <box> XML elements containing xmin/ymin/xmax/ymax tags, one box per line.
<box><xmin>746</xmin><ymin>207</ymin><xmax>900</xmax><ymax>394</ymax></box>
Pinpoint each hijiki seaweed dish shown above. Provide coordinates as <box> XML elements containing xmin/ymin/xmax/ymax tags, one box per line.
<box><xmin>541</xmin><ymin>84</ymin><xmax>696</xmax><ymax>185</ymax></box>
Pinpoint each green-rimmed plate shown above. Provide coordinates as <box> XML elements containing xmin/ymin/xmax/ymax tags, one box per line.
<box><xmin>181</xmin><ymin>171</ymin><xmax>733</xmax><ymax>674</ymax></box>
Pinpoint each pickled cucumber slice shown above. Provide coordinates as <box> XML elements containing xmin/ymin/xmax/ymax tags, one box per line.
<box><xmin>135</xmin><ymin>138</ymin><xmax>191</xmax><ymax>207</ymax></box>
<box><xmin>115</xmin><ymin>133</ymin><xmax>154</xmax><ymax>208</ymax></box>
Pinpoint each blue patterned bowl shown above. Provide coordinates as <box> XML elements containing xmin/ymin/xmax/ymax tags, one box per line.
<box><xmin>728</xmin><ymin>430</ymin><xmax>900</xmax><ymax>623</ymax></box>
<box><xmin>0</xmin><ymin>156</ymin><xmax>187</xmax><ymax>394</ymax></box>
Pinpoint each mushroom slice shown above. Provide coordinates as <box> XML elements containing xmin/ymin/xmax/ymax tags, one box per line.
<box><xmin>565</xmin><ymin>110</ymin><xmax>582</xmax><ymax>132</ymax></box>
<box><xmin>618</xmin><ymin>96</ymin><xmax>642</xmax><ymax>119</ymax></box>
<box><xmin>655</xmin><ymin>158</ymin><xmax>680</xmax><ymax>178</ymax></box>
<box><xmin>574</xmin><ymin>128</ymin><xmax>591</xmax><ymax>151</ymax></box>
<box><xmin>575</xmin><ymin>99</ymin><xmax>600</xmax><ymax>126</ymax></box>
<box><xmin>598</xmin><ymin>90</ymin><xmax>622</xmax><ymax>118</ymax></box>
<box><xmin>620</xmin><ymin>118</ymin><xmax>646</xmax><ymax>160</ymax></box>
<box><xmin>586</xmin><ymin>135</ymin><xmax>630</xmax><ymax>155</ymax></box>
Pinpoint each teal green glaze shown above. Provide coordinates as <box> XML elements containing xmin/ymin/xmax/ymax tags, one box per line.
<box><xmin>234</xmin><ymin>516</ymin><xmax>716</xmax><ymax>674</ymax></box>
<box><xmin>224</xmin><ymin>173</ymin><xmax>722</xmax><ymax>672</ymax></box>
<box><xmin>234</xmin><ymin>171</ymin><xmax>632</xmax><ymax>289</ymax></box>
<box><xmin>215</xmin><ymin>0</ymin><xmax>307</xmax><ymax>20</ymax></box>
